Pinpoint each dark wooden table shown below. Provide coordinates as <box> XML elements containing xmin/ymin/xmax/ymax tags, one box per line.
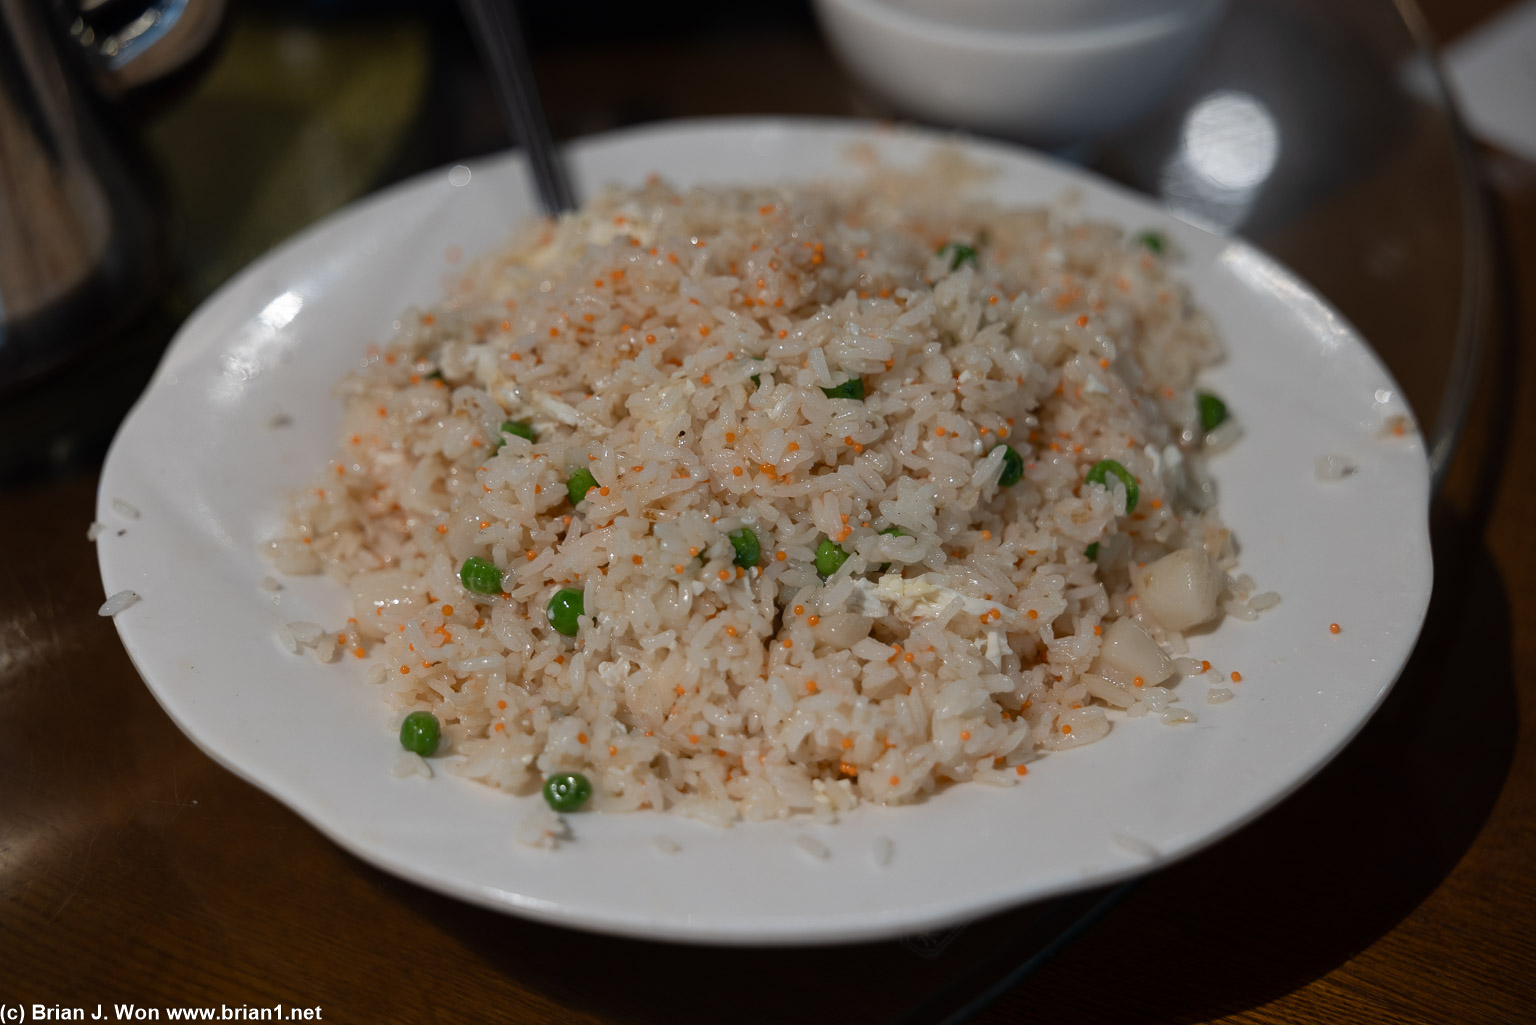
<box><xmin>3</xmin><ymin>3</ymin><xmax>1533</xmax><ymax>1022</ymax></box>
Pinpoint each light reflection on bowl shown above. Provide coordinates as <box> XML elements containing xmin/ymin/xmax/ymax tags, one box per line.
<box><xmin>886</xmin><ymin>0</ymin><xmax>1211</xmax><ymax>33</ymax></box>
<box><xmin>1157</xmin><ymin>89</ymin><xmax>1284</xmax><ymax>231</ymax></box>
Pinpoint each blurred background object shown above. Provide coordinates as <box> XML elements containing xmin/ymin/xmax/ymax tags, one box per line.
<box><xmin>0</xmin><ymin>0</ymin><xmax>1486</xmax><ymax>493</ymax></box>
<box><xmin>1430</xmin><ymin>0</ymin><xmax>1536</xmax><ymax>164</ymax></box>
<box><xmin>61</xmin><ymin>0</ymin><xmax>226</xmax><ymax>96</ymax></box>
<box><xmin>456</xmin><ymin>0</ymin><xmax>573</xmax><ymax>213</ymax></box>
<box><xmin>0</xmin><ymin>0</ymin><xmax>224</xmax><ymax>390</ymax></box>
<box><xmin>813</xmin><ymin>0</ymin><xmax>1228</xmax><ymax>147</ymax></box>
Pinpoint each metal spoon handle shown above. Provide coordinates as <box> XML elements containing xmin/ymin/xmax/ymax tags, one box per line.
<box><xmin>457</xmin><ymin>0</ymin><xmax>575</xmax><ymax>215</ymax></box>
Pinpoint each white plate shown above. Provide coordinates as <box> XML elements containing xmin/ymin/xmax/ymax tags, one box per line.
<box><xmin>97</xmin><ymin>119</ymin><xmax>1432</xmax><ymax>945</ymax></box>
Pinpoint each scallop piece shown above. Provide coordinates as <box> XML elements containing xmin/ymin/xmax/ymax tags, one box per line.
<box><xmin>1139</xmin><ymin>548</ymin><xmax>1223</xmax><ymax>632</ymax></box>
<box><xmin>1099</xmin><ymin>618</ymin><xmax>1174</xmax><ymax>686</ymax></box>
<box><xmin>810</xmin><ymin>612</ymin><xmax>874</xmax><ymax>648</ymax></box>
<box><xmin>350</xmin><ymin>567</ymin><xmax>430</xmax><ymax>638</ymax></box>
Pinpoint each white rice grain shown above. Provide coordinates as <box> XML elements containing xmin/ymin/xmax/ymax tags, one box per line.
<box><xmin>98</xmin><ymin>590</ymin><xmax>141</xmax><ymax>616</ymax></box>
<box><xmin>1315</xmin><ymin>454</ymin><xmax>1357</xmax><ymax>480</ymax></box>
<box><xmin>1222</xmin><ymin>599</ymin><xmax>1261</xmax><ymax>622</ymax></box>
<box><xmin>794</xmin><ymin>834</ymin><xmax>831</xmax><ymax>861</ymax></box>
<box><xmin>391</xmin><ymin>753</ymin><xmax>433</xmax><ymax>778</ymax></box>
<box><xmin>86</xmin><ymin>521</ymin><xmax>106</xmax><ymax>541</ymax></box>
<box><xmin>872</xmin><ymin>835</ymin><xmax>895</xmax><ymax>867</ymax></box>
<box><xmin>455</xmin><ymin>655</ymin><xmax>507</xmax><ymax>674</ymax></box>
<box><xmin>111</xmin><ymin>498</ymin><xmax>140</xmax><ymax>520</ymax></box>
<box><xmin>313</xmin><ymin>633</ymin><xmax>339</xmax><ymax>663</ymax></box>
<box><xmin>1205</xmin><ymin>419</ymin><xmax>1242</xmax><ymax>453</ymax></box>
<box><xmin>1248</xmin><ymin>591</ymin><xmax>1282</xmax><ymax>612</ymax></box>
<box><xmin>287</xmin><ymin>621</ymin><xmax>324</xmax><ymax>646</ymax></box>
<box><xmin>1111</xmin><ymin>832</ymin><xmax>1159</xmax><ymax>859</ymax></box>
<box><xmin>515</xmin><ymin>806</ymin><xmax>566</xmax><ymax>848</ymax></box>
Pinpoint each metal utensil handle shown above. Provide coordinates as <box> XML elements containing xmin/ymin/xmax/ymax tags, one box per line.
<box><xmin>458</xmin><ymin>0</ymin><xmax>576</xmax><ymax>215</ymax></box>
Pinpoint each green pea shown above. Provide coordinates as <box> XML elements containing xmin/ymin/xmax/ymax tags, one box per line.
<box><xmin>815</xmin><ymin>538</ymin><xmax>850</xmax><ymax>578</ymax></box>
<box><xmin>543</xmin><ymin>772</ymin><xmax>592</xmax><ymax>812</ymax></box>
<box><xmin>1085</xmin><ymin>542</ymin><xmax>1100</xmax><ymax>560</ymax></box>
<box><xmin>939</xmin><ymin>241</ymin><xmax>978</xmax><ymax>270</ymax></box>
<box><xmin>501</xmin><ymin>420</ymin><xmax>537</xmax><ymax>442</ymax></box>
<box><xmin>1085</xmin><ymin>459</ymin><xmax>1139</xmax><ymax>512</ymax></box>
<box><xmin>399</xmin><ymin>711</ymin><xmax>440</xmax><ymax>756</ymax></box>
<box><xmin>1136</xmin><ymin>230</ymin><xmax>1166</xmax><ymax>254</ymax></box>
<box><xmin>459</xmin><ymin>556</ymin><xmax>503</xmax><ymax>595</ymax></box>
<box><xmin>822</xmin><ymin>378</ymin><xmax>865</xmax><ymax>401</ymax></box>
<box><xmin>566</xmin><ymin>468</ymin><xmax>598</xmax><ymax>505</ymax></box>
<box><xmin>879</xmin><ymin>526</ymin><xmax>907</xmax><ymax>538</ymax></box>
<box><xmin>992</xmin><ymin>444</ymin><xmax>1024</xmax><ymax>487</ymax></box>
<box><xmin>728</xmin><ymin>527</ymin><xmax>761</xmax><ymax>568</ymax></box>
<box><xmin>425</xmin><ymin>369</ymin><xmax>445</xmax><ymax>382</ymax></box>
<box><xmin>547</xmin><ymin>587</ymin><xmax>584</xmax><ymax>637</ymax></box>
<box><xmin>1196</xmin><ymin>392</ymin><xmax>1228</xmax><ymax>432</ymax></box>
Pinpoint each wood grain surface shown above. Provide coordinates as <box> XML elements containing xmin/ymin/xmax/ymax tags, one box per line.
<box><xmin>2</xmin><ymin>3</ymin><xmax>1532</xmax><ymax>1022</ymax></box>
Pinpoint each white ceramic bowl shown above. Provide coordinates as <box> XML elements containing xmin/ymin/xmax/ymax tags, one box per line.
<box><xmin>815</xmin><ymin>0</ymin><xmax>1227</xmax><ymax>146</ymax></box>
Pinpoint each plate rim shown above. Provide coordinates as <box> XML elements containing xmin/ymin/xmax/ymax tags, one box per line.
<box><xmin>97</xmin><ymin>115</ymin><xmax>1434</xmax><ymax>945</ymax></box>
